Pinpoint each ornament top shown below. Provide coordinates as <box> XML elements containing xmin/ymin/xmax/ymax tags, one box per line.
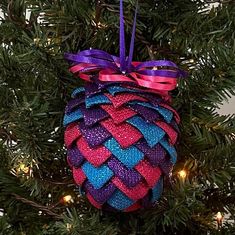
<box><xmin>64</xmin><ymin>0</ymin><xmax>186</xmax><ymax>99</ymax></box>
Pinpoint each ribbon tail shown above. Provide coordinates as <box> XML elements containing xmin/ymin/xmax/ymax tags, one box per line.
<box><xmin>120</xmin><ymin>0</ymin><xmax>126</xmax><ymax>72</ymax></box>
<box><xmin>127</xmin><ymin>2</ymin><xmax>138</xmax><ymax>72</ymax></box>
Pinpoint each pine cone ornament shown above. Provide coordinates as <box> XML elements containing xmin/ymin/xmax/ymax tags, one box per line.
<box><xmin>63</xmin><ymin>0</ymin><xmax>185</xmax><ymax>212</ymax></box>
<box><xmin>64</xmin><ymin>80</ymin><xmax>180</xmax><ymax>212</ymax></box>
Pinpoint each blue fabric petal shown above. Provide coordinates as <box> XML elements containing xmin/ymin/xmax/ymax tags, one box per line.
<box><xmin>71</xmin><ymin>87</ymin><xmax>85</xmax><ymax>98</ymax></box>
<box><xmin>160</xmin><ymin>138</ymin><xmax>177</xmax><ymax>164</ymax></box>
<box><xmin>127</xmin><ymin>116</ymin><xmax>165</xmax><ymax>147</ymax></box>
<box><xmin>81</xmin><ymin>162</ymin><xmax>114</xmax><ymax>189</ymax></box>
<box><xmin>104</xmin><ymin>138</ymin><xmax>144</xmax><ymax>168</ymax></box>
<box><xmin>151</xmin><ymin>176</ymin><xmax>163</xmax><ymax>203</ymax></box>
<box><xmin>107</xmin><ymin>190</ymin><xmax>134</xmax><ymax>210</ymax></box>
<box><xmin>156</xmin><ymin>106</ymin><xmax>173</xmax><ymax>123</ymax></box>
<box><xmin>85</xmin><ymin>94</ymin><xmax>111</xmax><ymax>108</ymax></box>
<box><xmin>63</xmin><ymin>109</ymin><xmax>83</xmax><ymax>126</ymax></box>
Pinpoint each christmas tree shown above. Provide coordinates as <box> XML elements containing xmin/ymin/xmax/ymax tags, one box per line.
<box><xmin>0</xmin><ymin>0</ymin><xmax>235</xmax><ymax>234</ymax></box>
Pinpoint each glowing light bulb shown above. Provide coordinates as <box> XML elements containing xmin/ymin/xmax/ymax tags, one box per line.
<box><xmin>216</xmin><ymin>212</ymin><xmax>223</xmax><ymax>229</ymax></box>
<box><xmin>66</xmin><ymin>223</ymin><xmax>72</xmax><ymax>231</ymax></box>
<box><xmin>216</xmin><ymin>212</ymin><xmax>222</xmax><ymax>220</ymax></box>
<box><xmin>178</xmin><ymin>170</ymin><xmax>187</xmax><ymax>179</ymax></box>
<box><xmin>34</xmin><ymin>38</ymin><xmax>40</xmax><ymax>43</ymax></box>
<box><xmin>216</xmin><ymin>212</ymin><xmax>223</xmax><ymax>223</ymax></box>
<box><xmin>62</xmin><ymin>195</ymin><xmax>73</xmax><ymax>203</ymax></box>
<box><xmin>19</xmin><ymin>163</ymin><xmax>30</xmax><ymax>174</ymax></box>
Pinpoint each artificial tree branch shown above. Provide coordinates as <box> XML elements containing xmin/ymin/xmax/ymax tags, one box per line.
<box><xmin>12</xmin><ymin>193</ymin><xmax>63</xmax><ymax>219</ymax></box>
<box><xmin>7</xmin><ymin>0</ymin><xmax>26</xmax><ymax>27</ymax></box>
<box><xmin>7</xmin><ymin>0</ymin><xmax>39</xmax><ymax>29</ymax></box>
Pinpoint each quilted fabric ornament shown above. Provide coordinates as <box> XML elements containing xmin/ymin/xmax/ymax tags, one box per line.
<box><xmin>63</xmin><ymin>0</ymin><xmax>185</xmax><ymax>212</ymax></box>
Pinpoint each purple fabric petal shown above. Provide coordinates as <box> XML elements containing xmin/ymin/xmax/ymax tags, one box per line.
<box><xmin>135</xmin><ymin>140</ymin><xmax>166</xmax><ymax>166</ymax></box>
<box><xmin>85</xmin><ymin>82</ymin><xmax>101</xmax><ymax>97</ymax></box>
<box><xmin>158</xmin><ymin>158</ymin><xmax>174</xmax><ymax>176</ymax></box>
<box><xmin>135</xmin><ymin>140</ymin><xmax>173</xmax><ymax>176</ymax></box>
<box><xmin>65</xmin><ymin>97</ymin><xmax>84</xmax><ymax>114</ymax></box>
<box><xmin>129</xmin><ymin>103</ymin><xmax>160</xmax><ymax>122</ymax></box>
<box><xmin>84</xmin><ymin>181</ymin><xmax>116</xmax><ymax>204</ymax></box>
<box><xmin>92</xmin><ymin>77</ymin><xmax>113</xmax><ymax>90</ymax></box>
<box><xmin>79</xmin><ymin>122</ymin><xmax>111</xmax><ymax>147</ymax></box>
<box><xmin>139</xmin><ymin>93</ymin><xmax>162</xmax><ymax>105</ymax></box>
<box><xmin>67</xmin><ymin>146</ymin><xmax>84</xmax><ymax>168</ymax></box>
<box><xmin>107</xmin><ymin>157</ymin><xmax>142</xmax><ymax>187</ymax></box>
<box><xmin>80</xmin><ymin>104</ymin><xmax>109</xmax><ymax>126</ymax></box>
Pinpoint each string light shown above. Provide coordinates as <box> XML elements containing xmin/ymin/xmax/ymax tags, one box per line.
<box><xmin>18</xmin><ymin>163</ymin><xmax>30</xmax><ymax>174</ymax></box>
<box><xmin>61</xmin><ymin>195</ymin><xmax>73</xmax><ymax>204</ymax></box>
<box><xmin>178</xmin><ymin>169</ymin><xmax>187</xmax><ymax>179</ymax></box>
<box><xmin>33</xmin><ymin>38</ymin><xmax>40</xmax><ymax>45</ymax></box>
<box><xmin>10</xmin><ymin>159</ymin><xmax>36</xmax><ymax>178</ymax></box>
<box><xmin>216</xmin><ymin>212</ymin><xmax>223</xmax><ymax>230</ymax></box>
<box><xmin>0</xmin><ymin>209</ymin><xmax>4</xmax><ymax>217</ymax></box>
<box><xmin>66</xmin><ymin>223</ymin><xmax>72</xmax><ymax>231</ymax></box>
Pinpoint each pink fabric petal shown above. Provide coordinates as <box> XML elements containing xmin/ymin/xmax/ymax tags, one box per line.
<box><xmin>73</xmin><ymin>167</ymin><xmax>86</xmax><ymax>185</ymax></box>
<box><xmin>156</xmin><ymin>121</ymin><xmax>178</xmax><ymax>145</ymax></box>
<box><xmin>112</xmin><ymin>177</ymin><xmax>149</xmax><ymax>201</ymax></box>
<box><xmin>124</xmin><ymin>202</ymin><xmax>141</xmax><ymax>212</ymax></box>
<box><xmin>64</xmin><ymin>123</ymin><xmax>81</xmax><ymax>147</ymax></box>
<box><xmin>101</xmin><ymin>104</ymin><xmax>137</xmax><ymax>124</ymax></box>
<box><xmin>105</xmin><ymin>93</ymin><xmax>147</xmax><ymax>108</ymax></box>
<box><xmin>135</xmin><ymin>160</ymin><xmax>162</xmax><ymax>187</ymax></box>
<box><xmin>159</xmin><ymin>103</ymin><xmax>180</xmax><ymax>124</ymax></box>
<box><xmin>101</xmin><ymin>118</ymin><xmax>142</xmax><ymax>148</ymax></box>
<box><xmin>87</xmin><ymin>193</ymin><xmax>102</xmax><ymax>209</ymax></box>
<box><xmin>77</xmin><ymin>137</ymin><xmax>112</xmax><ymax>167</ymax></box>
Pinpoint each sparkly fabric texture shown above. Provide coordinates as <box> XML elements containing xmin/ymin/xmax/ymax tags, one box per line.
<box><xmin>64</xmin><ymin>123</ymin><xmax>81</xmax><ymax>147</ymax></box>
<box><xmin>101</xmin><ymin>118</ymin><xmax>142</xmax><ymax>148</ymax></box>
<box><xmin>104</xmin><ymin>138</ymin><xmax>144</xmax><ymax>168</ymax></box>
<box><xmin>112</xmin><ymin>177</ymin><xmax>149</xmax><ymax>200</ymax></box>
<box><xmin>82</xmin><ymin>162</ymin><xmax>114</xmax><ymax>189</ymax></box>
<box><xmin>63</xmin><ymin>109</ymin><xmax>83</xmax><ymax>126</ymax></box>
<box><xmin>151</xmin><ymin>177</ymin><xmax>163</xmax><ymax>203</ymax></box>
<box><xmin>101</xmin><ymin>104</ymin><xmax>136</xmax><ymax>124</ymax></box>
<box><xmin>64</xmin><ymin>80</ymin><xmax>180</xmax><ymax>212</ymax></box>
<box><xmin>84</xmin><ymin>181</ymin><xmax>116</xmax><ymax>204</ymax></box>
<box><xmin>65</xmin><ymin>97</ymin><xmax>84</xmax><ymax>114</ymax></box>
<box><xmin>67</xmin><ymin>145</ymin><xmax>84</xmax><ymax>168</ymax></box>
<box><xmin>127</xmin><ymin>116</ymin><xmax>165</xmax><ymax>147</ymax></box>
<box><xmin>71</xmin><ymin>87</ymin><xmax>85</xmax><ymax>98</ymax></box>
<box><xmin>107</xmin><ymin>190</ymin><xmax>134</xmax><ymax>210</ymax></box>
<box><xmin>76</xmin><ymin>137</ymin><xmax>111</xmax><ymax>167</ymax></box>
<box><xmin>107</xmin><ymin>157</ymin><xmax>142</xmax><ymax>187</ymax></box>
<box><xmin>155</xmin><ymin>121</ymin><xmax>178</xmax><ymax>145</ymax></box>
<box><xmin>79</xmin><ymin>122</ymin><xmax>111</xmax><ymax>147</ymax></box>
<box><xmin>130</xmin><ymin>101</ymin><xmax>173</xmax><ymax>123</ymax></box>
<box><xmin>73</xmin><ymin>167</ymin><xmax>86</xmax><ymax>185</ymax></box>
<box><xmin>80</xmin><ymin>104</ymin><xmax>109</xmax><ymax>126</ymax></box>
<box><xmin>85</xmin><ymin>94</ymin><xmax>111</xmax><ymax>108</ymax></box>
<box><xmin>129</xmin><ymin>103</ymin><xmax>160</xmax><ymax>123</ymax></box>
<box><xmin>135</xmin><ymin>139</ymin><xmax>167</xmax><ymax>166</ymax></box>
<box><xmin>105</xmin><ymin>93</ymin><xmax>147</xmax><ymax>108</ymax></box>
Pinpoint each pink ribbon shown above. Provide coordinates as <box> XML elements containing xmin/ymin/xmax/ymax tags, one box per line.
<box><xmin>69</xmin><ymin>62</ymin><xmax>179</xmax><ymax>98</ymax></box>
